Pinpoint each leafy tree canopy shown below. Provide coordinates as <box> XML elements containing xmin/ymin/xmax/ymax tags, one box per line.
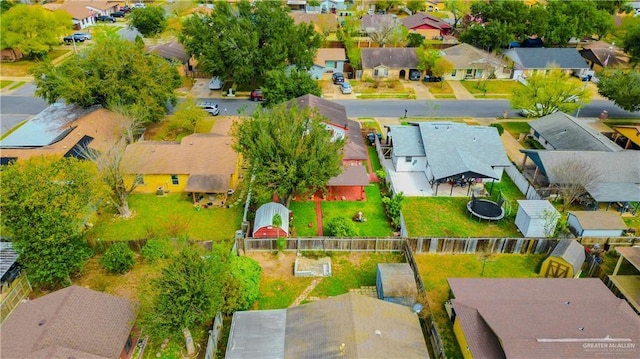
<box><xmin>510</xmin><ymin>69</ymin><xmax>591</xmax><ymax>118</ymax></box>
<box><xmin>621</xmin><ymin>19</ymin><xmax>640</xmax><ymax>68</ymax></box>
<box><xmin>232</xmin><ymin>103</ymin><xmax>344</xmax><ymax>207</ymax></box>
<box><xmin>129</xmin><ymin>6</ymin><xmax>168</xmax><ymax>36</ymax></box>
<box><xmin>261</xmin><ymin>68</ymin><xmax>321</xmax><ymax>107</ymax></box>
<box><xmin>32</xmin><ymin>37</ymin><xmax>181</xmax><ymax>124</ymax></box>
<box><xmin>407</xmin><ymin>32</ymin><xmax>425</xmax><ymax>48</ymax></box>
<box><xmin>444</xmin><ymin>0</ymin><xmax>471</xmax><ymax>29</ymax></box>
<box><xmin>0</xmin><ymin>5</ymin><xmax>71</xmax><ymax>59</ymax></box>
<box><xmin>0</xmin><ymin>156</ymin><xmax>105</xmax><ymax>288</ymax></box>
<box><xmin>597</xmin><ymin>70</ymin><xmax>640</xmax><ymax>112</ymax></box>
<box><xmin>545</xmin><ymin>0</ymin><xmax>612</xmax><ymax>45</ymax></box>
<box><xmin>181</xmin><ymin>0</ymin><xmax>322</xmax><ymax>85</ymax></box>
<box><xmin>222</xmin><ymin>256</ymin><xmax>262</xmax><ymax>313</ymax></box>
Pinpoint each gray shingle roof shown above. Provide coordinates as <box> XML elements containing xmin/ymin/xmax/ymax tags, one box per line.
<box><xmin>548</xmin><ymin>239</ymin><xmax>586</xmax><ymax>275</ymax></box>
<box><xmin>1</xmin><ymin>286</ymin><xmax>137</xmax><ymax>359</ymax></box>
<box><xmin>529</xmin><ymin>112</ymin><xmax>621</xmax><ymax>151</ymax></box>
<box><xmin>361</xmin><ymin>48</ymin><xmax>418</xmax><ymax>69</ymax></box>
<box><xmin>328</xmin><ymin>165</ymin><xmax>369</xmax><ymax>186</ymax></box>
<box><xmin>253</xmin><ymin>202</ymin><xmax>290</xmax><ymax>237</ymax></box>
<box><xmin>226</xmin><ymin>309</ymin><xmax>287</xmax><ymax>359</ymax></box>
<box><xmin>503</xmin><ymin>48</ymin><xmax>589</xmax><ymax>70</ymax></box>
<box><xmin>0</xmin><ymin>241</ymin><xmax>18</xmax><ymax>282</ymax></box>
<box><xmin>388</xmin><ymin>125</ymin><xmax>425</xmax><ymax>156</ymax></box>
<box><xmin>377</xmin><ymin>263</ymin><xmax>417</xmax><ymax>299</ymax></box>
<box><xmin>448</xmin><ymin>278</ymin><xmax>640</xmax><ymax>359</ymax></box>
<box><xmin>440</xmin><ymin>43</ymin><xmax>507</xmax><ymax>70</ymax></box>
<box><xmin>417</xmin><ymin>122</ymin><xmax>510</xmax><ymax>180</ymax></box>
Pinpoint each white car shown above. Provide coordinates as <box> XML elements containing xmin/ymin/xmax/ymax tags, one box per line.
<box><xmin>198</xmin><ymin>102</ymin><xmax>219</xmax><ymax>116</ymax></box>
<box><xmin>208</xmin><ymin>76</ymin><xmax>223</xmax><ymax>90</ymax></box>
<box><xmin>132</xmin><ymin>3</ymin><xmax>146</xmax><ymax>9</ymax></box>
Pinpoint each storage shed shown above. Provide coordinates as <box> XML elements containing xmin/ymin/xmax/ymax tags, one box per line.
<box><xmin>253</xmin><ymin>202</ymin><xmax>290</xmax><ymax>238</ymax></box>
<box><xmin>376</xmin><ymin>263</ymin><xmax>417</xmax><ymax>306</ymax></box>
<box><xmin>540</xmin><ymin>239</ymin><xmax>586</xmax><ymax>278</ymax></box>
<box><xmin>567</xmin><ymin>211</ymin><xmax>627</xmax><ymax>237</ymax></box>
<box><xmin>515</xmin><ymin>200</ymin><xmax>559</xmax><ymax>237</ymax></box>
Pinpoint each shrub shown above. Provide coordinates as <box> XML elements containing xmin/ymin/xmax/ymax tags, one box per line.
<box><xmin>327</xmin><ymin>217</ymin><xmax>358</xmax><ymax>237</ymax></box>
<box><xmin>141</xmin><ymin>238</ymin><xmax>172</xmax><ymax>263</ymax></box>
<box><xmin>276</xmin><ymin>237</ymin><xmax>287</xmax><ymax>252</ymax></box>
<box><xmin>222</xmin><ymin>256</ymin><xmax>262</xmax><ymax>313</ymax></box>
<box><xmin>100</xmin><ymin>243</ymin><xmax>135</xmax><ymax>274</ymax></box>
<box><xmin>489</xmin><ymin>123</ymin><xmax>504</xmax><ymax>136</ymax></box>
<box><xmin>382</xmin><ymin>192</ymin><xmax>405</xmax><ymax>231</ymax></box>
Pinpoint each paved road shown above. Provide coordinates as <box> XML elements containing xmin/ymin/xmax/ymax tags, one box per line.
<box><xmin>0</xmin><ymin>85</ymin><xmax>49</xmax><ymax>135</ymax></box>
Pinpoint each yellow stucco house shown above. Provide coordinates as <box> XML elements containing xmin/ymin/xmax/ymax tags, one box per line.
<box><xmin>121</xmin><ymin>133</ymin><xmax>241</xmax><ymax>199</ymax></box>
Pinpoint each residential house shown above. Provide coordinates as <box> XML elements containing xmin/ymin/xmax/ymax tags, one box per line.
<box><xmin>400</xmin><ymin>12</ymin><xmax>452</xmax><ymax>39</ymax></box>
<box><xmin>253</xmin><ymin>202</ymin><xmax>290</xmax><ymax>238</ymax></box>
<box><xmin>567</xmin><ymin>211</ymin><xmax>628</xmax><ymax>237</ymax></box>
<box><xmin>147</xmin><ymin>40</ymin><xmax>193</xmax><ymax>75</ymax></box>
<box><xmin>292</xmin><ymin>95</ymin><xmax>369</xmax><ymax>200</ymax></box>
<box><xmin>361</xmin><ymin>48</ymin><xmax>419</xmax><ymax>80</ymax></box>
<box><xmin>1</xmin><ymin>285</ymin><xmax>138</xmax><ymax>359</ymax></box>
<box><xmin>384</xmin><ymin>122</ymin><xmax>510</xmax><ymax>196</ymax></box>
<box><xmin>502</xmin><ymin>48</ymin><xmax>590</xmax><ymax>80</ymax></box>
<box><xmin>65</xmin><ymin>0</ymin><xmax>120</xmax><ymax>16</ymax></box>
<box><xmin>447</xmin><ymin>278</ymin><xmax>640</xmax><ymax>358</ymax></box>
<box><xmin>579</xmin><ymin>41</ymin><xmax>631</xmax><ymax>72</ymax></box>
<box><xmin>225</xmin><ymin>292</ymin><xmax>429</xmax><ymax>359</ymax></box>
<box><xmin>309</xmin><ymin>48</ymin><xmax>347</xmax><ymax>80</ymax></box>
<box><xmin>610</xmin><ymin>246</ymin><xmax>640</xmax><ymax>314</ymax></box>
<box><xmin>0</xmin><ymin>104</ymin><xmax>124</xmax><ymax>165</ymax></box>
<box><xmin>425</xmin><ymin>0</ymin><xmax>444</xmax><ymax>12</ymax></box>
<box><xmin>286</xmin><ymin>0</ymin><xmax>307</xmax><ymax>11</ymax></box>
<box><xmin>440</xmin><ymin>43</ymin><xmax>511</xmax><ymax>80</ymax></box>
<box><xmin>539</xmin><ymin>239</ymin><xmax>585</xmax><ymax>278</ymax></box>
<box><xmin>520</xmin><ymin>150</ymin><xmax>640</xmax><ymax>208</ymax></box>
<box><xmin>319</xmin><ymin>0</ymin><xmax>347</xmax><ymax>13</ymax></box>
<box><xmin>121</xmin><ymin>133</ymin><xmax>241</xmax><ymax>201</ymax></box>
<box><xmin>43</xmin><ymin>2</ymin><xmax>96</xmax><ymax>29</ymax></box>
<box><xmin>528</xmin><ymin>112</ymin><xmax>622</xmax><ymax>152</ymax></box>
<box><xmin>610</xmin><ymin>125</ymin><xmax>640</xmax><ymax>150</ymax></box>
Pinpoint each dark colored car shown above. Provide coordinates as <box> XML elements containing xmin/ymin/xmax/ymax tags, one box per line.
<box><xmin>250</xmin><ymin>89</ymin><xmax>263</xmax><ymax>101</ymax></box>
<box><xmin>120</xmin><ymin>6</ymin><xmax>132</xmax><ymax>13</ymax></box>
<box><xmin>95</xmin><ymin>15</ymin><xmax>116</xmax><ymax>23</ymax></box>
<box><xmin>423</xmin><ymin>75</ymin><xmax>443</xmax><ymax>82</ymax></box>
<box><xmin>63</xmin><ymin>34</ymin><xmax>87</xmax><ymax>43</ymax></box>
<box><xmin>111</xmin><ymin>11</ymin><xmax>125</xmax><ymax>18</ymax></box>
<box><xmin>409</xmin><ymin>69</ymin><xmax>421</xmax><ymax>81</ymax></box>
<box><xmin>332</xmin><ymin>72</ymin><xmax>344</xmax><ymax>84</ymax></box>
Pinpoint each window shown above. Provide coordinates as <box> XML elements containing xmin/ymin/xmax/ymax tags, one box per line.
<box><xmin>374</xmin><ymin>67</ymin><xmax>388</xmax><ymax>78</ymax></box>
<box><xmin>124</xmin><ymin>336</ymin><xmax>133</xmax><ymax>353</ymax></box>
<box><xmin>405</xmin><ymin>156</ymin><xmax>412</xmax><ymax>163</ymax></box>
<box><xmin>326</xmin><ymin>60</ymin><xmax>336</xmax><ymax>69</ymax></box>
<box><xmin>135</xmin><ymin>175</ymin><xmax>144</xmax><ymax>185</ymax></box>
<box><xmin>171</xmin><ymin>175</ymin><xmax>179</xmax><ymax>185</ymax></box>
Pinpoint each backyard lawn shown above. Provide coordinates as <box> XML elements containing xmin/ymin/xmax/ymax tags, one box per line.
<box><xmin>144</xmin><ymin>116</ymin><xmax>217</xmax><ymax>141</ymax></box>
<box><xmin>415</xmin><ymin>254</ymin><xmax>544</xmax><ymax>359</ymax></box>
<box><xmin>289</xmin><ymin>201</ymin><xmax>318</xmax><ymax>237</ymax></box>
<box><xmin>87</xmin><ymin>193</ymin><xmax>243</xmax><ymax>241</ymax></box>
<box><xmin>460</xmin><ymin>80</ymin><xmax>524</xmax><ymax>98</ymax></box>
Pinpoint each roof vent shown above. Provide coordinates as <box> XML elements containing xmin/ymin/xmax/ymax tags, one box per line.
<box><xmin>565</xmin><ymin>301</ymin><xmax>571</xmax><ymax>305</ymax></box>
<box><xmin>578</xmin><ymin>327</ymin><xmax>584</xmax><ymax>331</ymax></box>
<box><xmin>375</xmin><ymin>330</ymin><xmax>382</xmax><ymax>336</ymax></box>
<box><xmin>38</xmin><ymin>319</ymin><xmax>47</xmax><ymax>326</ymax></box>
<box><xmin>473</xmin><ymin>137</ymin><xmax>477</xmax><ymax>142</ymax></box>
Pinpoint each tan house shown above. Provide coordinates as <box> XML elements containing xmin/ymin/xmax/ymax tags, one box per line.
<box><xmin>43</xmin><ymin>2</ymin><xmax>95</xmax><ymax>29</ymax></box>
<box><xmin>0</xmin><ymin>104</ymin><xmax>124</xmax><ymax>165</ymax></box>
<box><xmin>361</xmin><ymin>48</ymin><xmax>419</xmax><ymax>80</ymax></box>
<box><xmin>440</xmin><ymin>43</ymin><xmax>511</xmax><ymax>80</ymax></box>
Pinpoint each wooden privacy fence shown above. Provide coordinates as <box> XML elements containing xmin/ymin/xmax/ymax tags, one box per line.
<box><xmin>242</xmin><ymin>236</ymin><xmax>561</xmax><ymax>255</ymax></box>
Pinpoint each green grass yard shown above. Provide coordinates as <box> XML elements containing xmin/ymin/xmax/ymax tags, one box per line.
<box><xmin>500</xmin><ymin>121</ymin><xmax>531</xmax><ymax>138</ymax></box>
<box><xmin>424</xmin><ymin>81</ymin><xmax>455</xmax><ymax>98</ymax></box>
<box><xmin>415</xmin><ymin>254</ymin><xmax>544</xmax><ymax>359</ymax></box>
<box><xmin>289</xmin><ymin>201</ymin><xmax>318</xmax><ymax>237</ymax></box>
<box><xmin>460</xmin><ymin>80</ymin><xmax>524</xmax><ymax>98</ymax></box>
<box><xmin>0</xmin><ymin>80</ymin><xmax>12</xmax><ymax>89</ymax></box>
<box><xmin>87</xmin><ymin>193</ymin><xmax>243</xmax><ymax>241</ymax></box>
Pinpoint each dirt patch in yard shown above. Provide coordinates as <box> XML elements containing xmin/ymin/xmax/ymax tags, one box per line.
<box><xmin>246</xmin><ymin>252</ymin><xmax>297</xmax><ymax>279</ymax></box>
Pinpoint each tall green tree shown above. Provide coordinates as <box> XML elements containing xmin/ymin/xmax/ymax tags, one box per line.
<box><xmin>416</xmin><ymin>45</ymin><xmax>443</xmax><ymax>74</ymax></box>
<box><xmin>510</xmin><ymin>70</ymin><xmax>591</xmax><ymax>118</ymax></box>
<box><xmin>597</xmin><ymin>70</ymin><xmax>640</xmax><ymax>112</ymax></box>
<box><xmin>32</xmin><ymin>37</ymin><xmax>180</xmax><ymax>124</ymax></box>
<box><xmin>621</xmin><ymin>19</ymin><xmax>640</xmax><ymax>67</ymax></box>
<box><xmin>221</xmin><ymin>256</ymin><xmax>262</xmax><ymax>313</ymax></box>
<box><xmin>0</xmin><ymin>156</ymin><xmax>104</xmax><ymax>288</ymax></box>
<box><xmin>139</xmin><ymin>243</ymin><xmax>226</xmax><ymax>338</ymax></box>
<box><xmin>444</xmin><ymin>0</ymin><xmax>471</xmax><ymax>29</ymax></box>
<box><xmin>0</xmin><ymin>4</ymin><xmax>71</xmax><ymax>59</ymax></box>
<box><xmin>407</xmin><ymin>33</ymin><xmax>425</xmax><ymax>48</ymax></box>
<box><xmin>460</xmin><ymin>21</ymin><xmax>512</xmax><ymax>51</ymax></box>
<box><xmin>171</xmin><ymin>96</ymin><xmax>208</xmax><ymax>134</ymax></box>
<box><xmin>406</xmin><ymin>0</ymin><xmax>424</xmax><ymax>14</ymax></box>
<box><xmin>232</xmin><ymin>104</ymin><xmax>344</xmax><ymax>207</ymax></box>
<box><xmin>181</xmin><ymin>0</ymin><xmax>321</xmax><ymax>85</ymax></box>
<box><xmin>545</xmin><ymin>0</ymin><xmax>612</xmax><ymax>45</ymax></box>
<box><xmin>129</xmin><ymin>6</ymin><xmax>168</xmax><ymax>36</ymax></box>
<box><xmin>261</xmin><ymin>68</ymin><xmax>321</xmax><ymax>107</ymax></box>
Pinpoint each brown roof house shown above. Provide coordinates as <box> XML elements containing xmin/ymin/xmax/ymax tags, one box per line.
<box><xmin>43</xmin><ymin>2</ymin><xmax>96</xmax><ymax>30</ymax></box>
<box><xmin>225</xmin><ymin>292</ymin><xmax>429</xmax><ymax>359</ymax></box>
<box><xmin>1</xmin><ymin>285</ymin><xmax>138</xmax><ymax>359</ymax></box>
<box><xmin>0</xmin><ymin>103</ymin><xmax>125</xmax><ymax>165</ymax></box>
<box><xmin>400</xmin><ymin>12</ymin><xmax>452</xmax><ymax>40</ymax></box>
<box><xmin>448</xmin><ymin>278</ymin><xmax>640</xmax><ymax>358</ymax></box>
<box><xmin>440</xmin><ymin>43</ymin><xmax>511</xmax><ymax>80</ymax></box>
<box><xmin>292</xmin><ymin>95</ymin><xmax>369</xmax><ymax>200</ymax></box>
<box><xmin>579</xmin><ymin>41</ymin><xmax>631</xmax><ymax>72</ymax></box>
<box><xmin>147</xmin><ymin>39</ymin><xmax>194</xmax><ymax>75</ymax></box>
<box><xmin>361</xmin><ymin>47</ymin><xmax>419</xmax><ymax>80</ymax></box>
<box><xmin>309</xmin><ymin>48</ymin><xmax>347</xmax><ymax>80</ymax></box>
<box><xmin>121</xmin><ymin>132</ymin><xmax>241</xmax><ymax>202</ymax></box>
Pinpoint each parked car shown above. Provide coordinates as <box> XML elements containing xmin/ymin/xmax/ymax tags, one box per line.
<box><xmin>409</xmin><ymin>70</ymin><xmax>421</xmax><ymax>81</ymax></box>
<box><xmin>95</xmin><ymin>15</ymin><xmax>116</xmax><ymax>23</ymax></box>
<box><xmin>332</xmin><ymin>72</ymin><xmax>344</xmax><ymax>84</ymax></box>
<box><xmin>132</xmin><ymin>3</ymin><xmax>146</xmax><ymax>9</ymax></box>
<box><xmin>74</xmin><ymin>32</ymin><xmax>92</xmax><ymax>40</ymax></box>
<box><xmin>63</xmin><ymin>33</ymin><xmax>89</xmax><ymax>43</ymax></box>
<box><xmin>111</xmin><ymin>11</ymin><xmax>126</xmax><ymax>17</ymax></box>
<box><xmin>208</xmin><ymin>76</ymin><xmax>223</xmax><ymax>90</ymax></box>
<box><xmin>120</xmin><ymin>6</ymin><xmax>132</xmax><ymax>13</ymax></box>
<box><xmin>339</xmin><ymin>82</ymin><xmax>352</xmax><ymax>94</ymax></box>
<box><xmin>250</xmin><ymin>89</ymin><xmax>263</xmax><ymax>101</ymax></box>
<box><xmin>423</xmin><ymin>75</ymin><xmax>443</xmax><ymax>82</ymax></box>
<box><xmin>198</xmin><ymin>102</ymin><xmax>220</xmax><ymax>116</ymax></box>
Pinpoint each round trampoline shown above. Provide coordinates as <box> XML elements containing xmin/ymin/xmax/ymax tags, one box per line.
<box><xmin>467</xmin><ymin>198</ymin><xmax>505</xmax><ymax>221</ymax></box>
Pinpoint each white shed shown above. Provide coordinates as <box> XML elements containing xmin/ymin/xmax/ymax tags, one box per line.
<box><xmin>567</xmin><ymin>211</ymin><xmax>627</xmax><ymax>237</ymax></box>
<box><xmin>515</xmin><ymin>200</ymin><xmax>560</xmax><ymax>237</ymax></box>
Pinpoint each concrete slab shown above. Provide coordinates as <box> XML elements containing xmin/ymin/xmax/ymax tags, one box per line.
<box><xmin>386</xmin><ymin>165</ymin><xmax>433</xmax><ymax>197</ymax></box>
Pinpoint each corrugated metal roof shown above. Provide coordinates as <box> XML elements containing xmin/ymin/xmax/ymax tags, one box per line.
<box><xmin>225</xmin><ymin>309</ymin><xmax>286</xmax><ymax>359</ymax></box>
<box><xmin>253</xmin><ymin>202</ymin><xmax>290</xmax><ymax>237</ymax></box>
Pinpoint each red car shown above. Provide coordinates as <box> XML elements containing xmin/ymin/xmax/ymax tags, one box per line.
<box><xmin>250</xmin><ymin>89</ymin><xmax>263</xmax><ymax>101</ymax></box>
